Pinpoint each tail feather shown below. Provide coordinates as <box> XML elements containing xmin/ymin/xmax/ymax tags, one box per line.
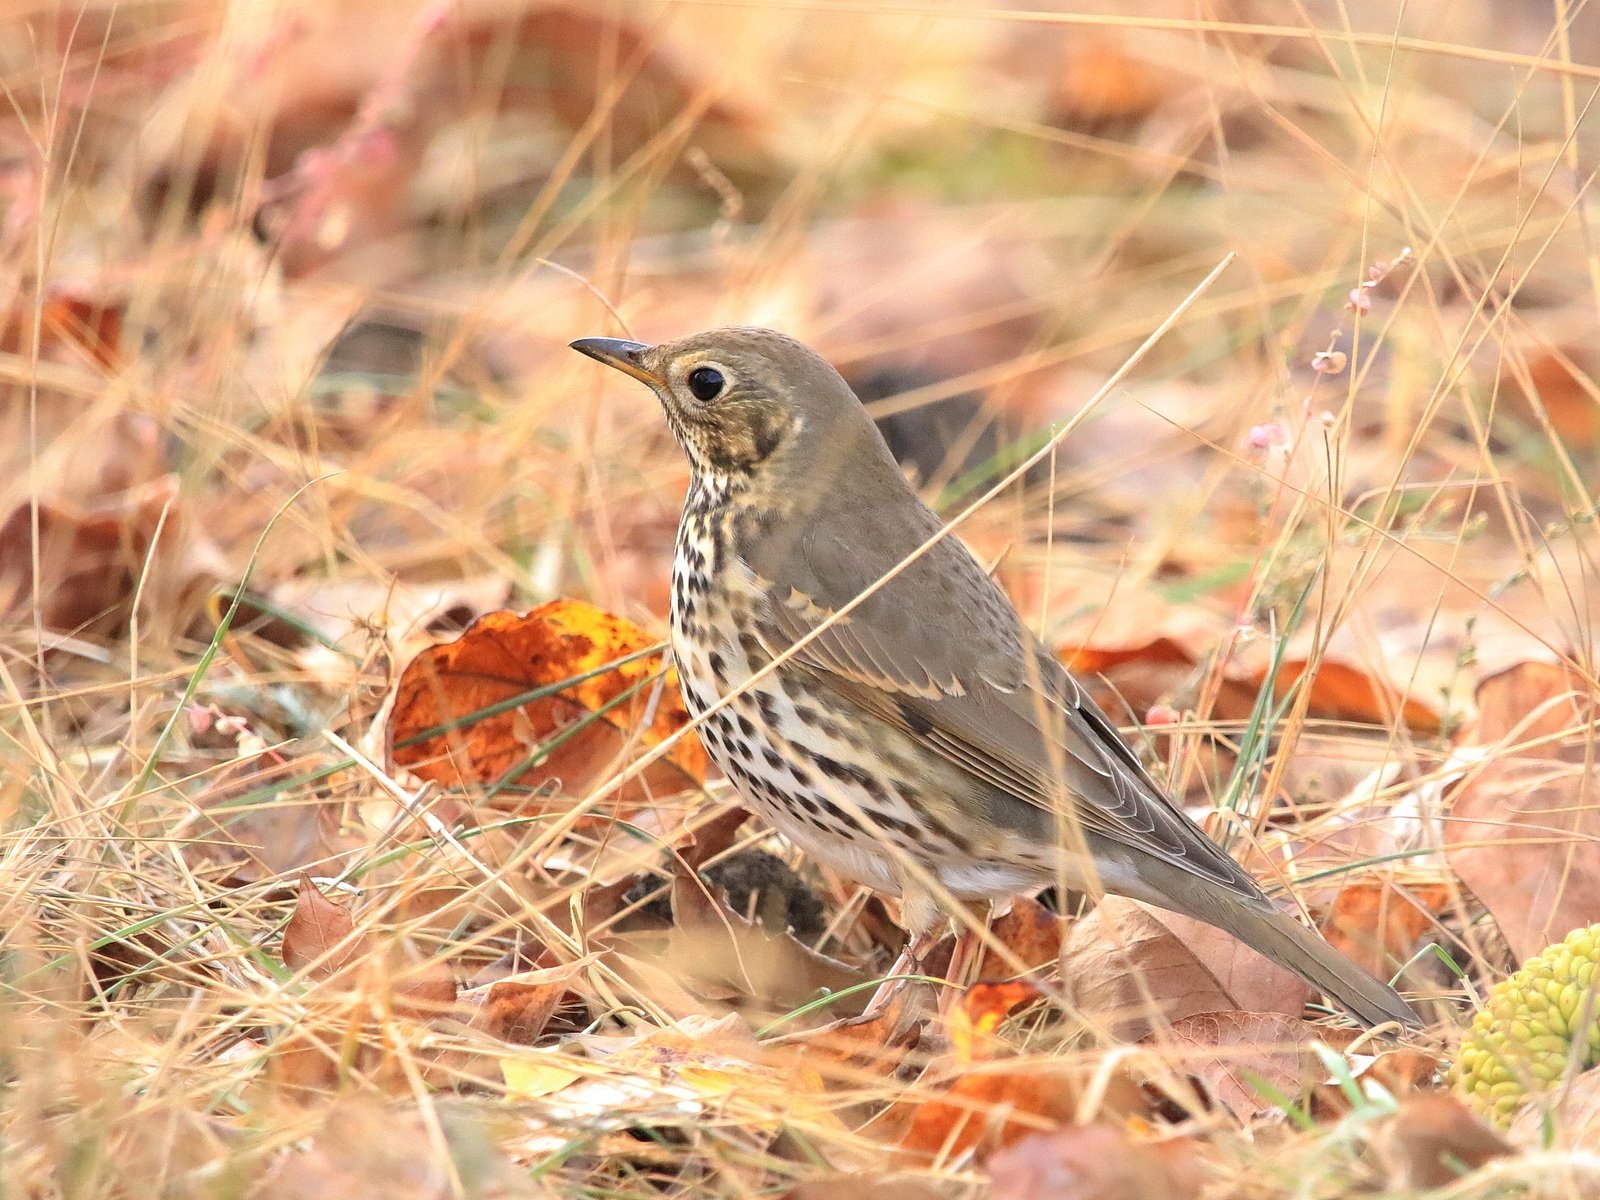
<box><xmin>1206</xmin><ymin>897</ymin><xmax>1421</xmax><ymax>1029</ymax></box>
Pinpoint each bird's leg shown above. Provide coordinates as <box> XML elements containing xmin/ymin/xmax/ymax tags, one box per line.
<box><xmin>855</xmin><ymin>924</ymin><xmax>942</xmax><ymax>1023</ymax></box>
<box><xmin>850</xmin><ymin>887</ymin><xmax>945</xmax><ymax>1023</ymax></box>
<box><xmin>937</xmin><ymin>900</ymin><xmax>993</xmax><ymax>1014</ymax></box>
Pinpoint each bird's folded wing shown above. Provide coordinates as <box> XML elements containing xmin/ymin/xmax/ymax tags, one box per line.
<box><xmin>753</xmin><ymin>550</ymin><xmax>1260</xmax><ymax>897</ymax></box>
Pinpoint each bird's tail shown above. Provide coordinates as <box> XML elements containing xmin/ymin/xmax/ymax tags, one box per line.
<box><xmin>1201</xmin><ymin>895</ymin><xmax>1422</xmax><ymax>1029</ymax></box>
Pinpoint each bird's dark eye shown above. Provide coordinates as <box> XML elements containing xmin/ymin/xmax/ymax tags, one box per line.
<box><xmin>686</xmin><ymin>366</ymin><xmax>725</xmax><ymax>401</ymax></box>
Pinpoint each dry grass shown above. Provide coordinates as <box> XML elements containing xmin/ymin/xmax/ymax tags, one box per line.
<box><xmin>4</xmin><ymin>1</ymin><xmax>1600</xmax><ymax>1196</ymax></box>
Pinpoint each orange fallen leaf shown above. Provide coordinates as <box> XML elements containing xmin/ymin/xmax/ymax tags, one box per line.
<box><xmin>948</xmin><ymin>981</ymin><xmax>1042</xmax><ymax>1066</ymax></box>
<box><xmin>1264</xmin><ymin>659</ymin><xmax>1443</xmax><ymax>735</ymax></box>
<box><xmin>1320</xmin><ymin>881</ymin><xmax>1450</xmax><ymax>978</ymax></box>
<box><xmin>467</xmin><ymin>957</ymin><xmax>598</xmax><ymax>1046</ymax></box>
<box><xmin>898</xmin><ymin>1059</ymin><xmax>1147</xmax><ymax>1163</ymax></box>
<box><xmin>975</xmin><ymin>896</ymin><xmax>1066</xmax><ymax>980</ymax></box>
<box><xmin>0</xmin><ymin>288</ymin><xmax>124</xmax><ymax>369</ymax></box>
<box><xmin>389</xmin><ymin>601</ymin><xmax>707</xmax><ymax>811</ymax></box>
<box><xmin>1056</xmin><ymin>637</ymin><xmax>1440</xmax><ymax>733</ymax></box>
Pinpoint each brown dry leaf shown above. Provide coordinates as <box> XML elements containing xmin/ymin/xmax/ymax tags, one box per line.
<box><xmin>270</xmin><ymin>882</ymin><xmax>458</xmax><ymax>1096</ymax></box>
<box><xmin>1319</xmin><ymin>881</ymin><xmax>1450</xmax><ymax>978</ymax></box>
<box><xmin>988</xmin><ymin>1122</ymin><xmax>1202</xmax><ymax>1200</ymax></box>
<box><xmin>1457</xmin><ymin>761</ymin><xmax>1600</xmax><ymax>959</ymax></box>
<box><xmin>1472</xmin><ymin>660</ymin><xmax>1597</xmax><ymax>749</ymax></box>
<box><xmin>1310</xmin><ymin>1049</ymin><xmax>1440</xmax><ymax>1120</ymax></box>
<box><xmin>1446</xmin><ymin>661</ymin><xmax>1600</xmax><ymax>960</ymax></box>
<box><xmin>975</xmin><ymin>897</ymin><xmax>1066</xmax><ymax>980</ymax></box>
<box><xmin>281</xmin><ymin>877</ymin><xmax>456</xmax><ymax>1012</ymax></box>
<box><xmin>463</xmin><ymin>5</ymin><xmax>773</xmax><ymax>169</ymax></box>
<box><xmin>1376</xmin><ymin>1094</ymin><xmax>1514</xmax><ymax>1190</ymax></box>
<box><xmin>254</xmin><ymin>1100</ymin><xmax>526</xmax><ymax>1200</ymax></box>
<box><xmin>464</xmin><ymin>957</ymin><xmax>598</xmax><ymax>1047</ymax></box>
<box><xmin>1508</xmin><ymin>1069</ymin><xmax>1600</xmax><ymax>1149</ymax></box>
<box><xmin>266</xmin><ymin>572</ymin><xmax>511</xmax><ymax>660</ymax></box>
<box><xmin>0</xmin><ymin>477</ymin><xmax>207</xmax><ymax>637</ymax></box>
<box><xmin>283</xmin><ymin>875</ymin><xmax>368</xmax><ymax>981</ymax></box>
<box><xmin>1064</xmin><ymin>898</ymin><xmax>1311</xmax><ymax>1041</ymax></box>
<box><xmin>1147</xmin><ymin>1010</ymin><xmax>1316</xmax><ymax>1118</ymax></box>
<box><xmin>389</xmin><ymin>601</ymin><xmax>706</xmax><ymax>812</ymax></box>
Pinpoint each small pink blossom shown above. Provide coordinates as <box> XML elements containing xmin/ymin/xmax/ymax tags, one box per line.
<box><xmin>1144</xmin><ymin>703</ymin><xmax>1181</xmax><ymax>727</ymax></box>
<box><xmin>1248</xmin><ymin>421</ymin><xmax>1287</xmax><ymax>449</ymax></box>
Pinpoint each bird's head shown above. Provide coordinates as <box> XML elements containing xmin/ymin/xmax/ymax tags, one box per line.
<box><xmin>571</xmin><ymin>327</ymin><xmax>884</xmax><ymax>482</ymax></box>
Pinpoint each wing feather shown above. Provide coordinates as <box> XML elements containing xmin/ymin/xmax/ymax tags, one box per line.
<box><xmin>749</xmin><ymin>528</ymin><xmax>1259</xmax><ymax>897</ymax></box>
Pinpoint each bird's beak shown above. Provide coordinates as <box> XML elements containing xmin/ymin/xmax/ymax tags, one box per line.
<box><xmin>569</xmin><ymin>336</ymin><xmax>661</xmax><ymax>386</ymax></box>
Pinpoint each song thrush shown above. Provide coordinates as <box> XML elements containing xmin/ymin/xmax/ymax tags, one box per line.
<box><xmin>572</xmin><ymin>327</ymin><xmax>1420</xmax><ymax>1030</ymax></box>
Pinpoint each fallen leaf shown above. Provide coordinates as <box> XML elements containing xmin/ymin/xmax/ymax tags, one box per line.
<box><xmin>988</xmin><ymin>1122</ymin><xmax>1202</xmax><ymax>1200</ymax></box>
<box><xmin>254</xmin><ymin>1100</ymin><xmax>528</xmax><ymax>1199</ymax></box>
<box><xmin>1063</xmin><ymin>898</ymin><xmax>1311</xmax><ymax>1041</ymax></box>
<box><xmin>1376</xmin><ymin>1094</ymin><xmax>1513</xmax><ymax>1190</ymax></box>
<box><xmin>389</xmin><ymin>601</ymin><xmax>707</xmax><ymax>811</ymax></box>
<box><xmin>1446</xmin><ymin>662</ymin><xmax>1600</xmax><ymax>961</ymax></box>
<box><xmin>1146</xmin><ymin>1010</ymin><xmax>1316</xmax><ymax>1118</ymax></box>
<box><xmin>503</xmin><ymin>1015</ymin><xmax>840</xmax><ymax>1137</ymax></box>
<box><xmin>897</xmin><ymin>1064</ymin><xmax>1101</xmax><ymax>1163</ymax></box>
<box><xmin>282</xmin><ymin>876</ymin><xmax>367</xmax><ymax>981</ymax></box>
<box><xmin>651</xmin><ymin>861</ymin><xmax>866</xmax><ymax>1012</ymax></box>
<box><xmin>898</xmin><ymin>1037</ymin><xmax>1150</xmax><ymax>1165</ymax></box>
<box><xmin>1056</xmin><ymin>623</ymin><xmax>1440</xmax><ymax>733</ymax></box>
<box><xmin>974</xmin><ymin>896</ymin><xmax>1067</xmax><ymax>980</ymax></box>
<box><xmin>500</xmin><ymin>1053</ymin><xmax>585</xmax><ymax>1100</ymax></box>
<box><xmin>1472</xmin><ymin>661</ymin><xmax>1597</xmax><ymax>752</ymax></box>
<box><xmin>1320</xmin><ymin>881</ymin><xmax>1450</xmax><ymax>978</ymax></box>
<box><xmin>1508</xmin><ymin>1068</ymin><xmax>1600</xmax><ymax>1149</ymax></box>
<box><xmin>183</xmin><ymin>752</ymin><xmax>366</xmax><ymax>885</ymax></box>
<box><xmin>466</xmin><ymin>957</ymin><xmax>597</xmax><ymax>1046</ymax></box>
<box><xmin>1501</xmin><ymin>343</ymin><xmax>1600</xmax><ymax>447</ymax></box>
<box><xmin>1264</xmin><ymin>659</ymin><xmax>1443</xmax><ymax>735</ymax></box>
<box><xmin>0</xmin><ymin>287</ymin><xmax>124</xmax><ymax>369</ymax></box>
<box><xmin>281</xmin><ymin>878</ymin><xmax>457</xmax><ymax>1013</ymax></box>
<box><xmin>948</xmin><ymin>981</ymin><xmax>1042</xmax><ymax>1065</ymax></box>
<box><xmin>1310</xmin><ymin>1049</ymin><xmax>1440</xmax><ymax>1120</ymax></box>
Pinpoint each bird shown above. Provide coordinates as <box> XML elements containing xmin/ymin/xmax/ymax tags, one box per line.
<box><xmin>570</xmin><ymin>327</ymin><xmax>1421</xmax><ymax>1031</ymax></box>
